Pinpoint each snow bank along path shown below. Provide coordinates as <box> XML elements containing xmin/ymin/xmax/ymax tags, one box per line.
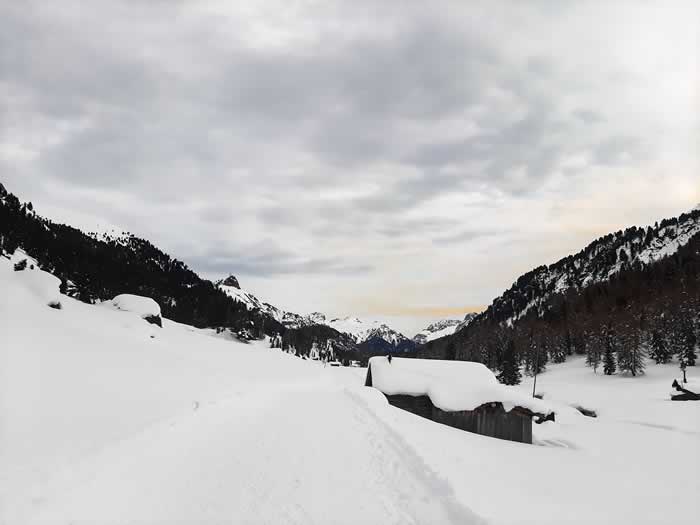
<box><xmin>2</xmin><ymin>254</ymin><xmax>699</xmax><ymax>524</ymax></box>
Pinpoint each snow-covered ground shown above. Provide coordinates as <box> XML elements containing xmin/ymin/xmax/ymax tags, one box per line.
<box><xmin>1</xmin><ymin>255</ymin><xmax>699</xmax><ymax>524</ymax></box>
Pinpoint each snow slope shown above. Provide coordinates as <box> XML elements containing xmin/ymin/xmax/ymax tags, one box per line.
<box><xmin>2</xmin><ymin>255</ymin><xmax>699</xmax><ymax>524</ymax></box>
<box><xmin>0</xmin><ymin>256</ymin><xmax>478</xmax><ymax>524</ymax></box>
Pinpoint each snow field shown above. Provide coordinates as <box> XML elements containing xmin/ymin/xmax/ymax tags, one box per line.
<box><xmin>2</xmin><ymin>255</ymin><xmax>699</xmax><ymax>524</ymax></box>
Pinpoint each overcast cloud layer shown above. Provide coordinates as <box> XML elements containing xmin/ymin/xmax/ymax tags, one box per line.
<box><xmin>1</xmin><ymin>0</ymin><xmax>698</xmax><ymax>334</ymax></box>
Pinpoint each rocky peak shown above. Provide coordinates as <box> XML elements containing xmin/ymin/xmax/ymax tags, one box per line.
<box><xmin>307</xmin><ymin>312</ymin><xmax>327</xmax><ymax>324</ymax></box>
<box><xmin>220</xmin><ymin>275</ymin><xmax>240</xmax><ymax>289</ymax></box>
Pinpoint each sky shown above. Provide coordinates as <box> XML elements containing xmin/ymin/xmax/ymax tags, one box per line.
<box><xmin>1</xmin><ymin>0</ymin><xmax>698</xmax><ymax>335</ymax></box>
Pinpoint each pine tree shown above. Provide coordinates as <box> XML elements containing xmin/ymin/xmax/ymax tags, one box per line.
<box><xmin>445</xmin><ymin>340</ymin><xmax>457</xmax><ymax>360</ymax></box>
<box><xmin>585</xmin><ymin>334</ymin><xmax>602</xmax><ymax>373</ymax></box>
<box><xmin>497</xmin><ymin>340</ymin><xmax>521</xmax><ymax>385</ymax></box>
<box><xmin>618</xmin><ymin>330</ymin><xmax>646</xmax><ymax>376</ymax></box>
<box><xmin>524</xmin><ymin>334</ymin><xmax>547</xmax><ymax>376</ymax></box>
<box><xmin>679</xmin><ymin>325</ymin><xmax>697</xmax><ymax>366</ymax></box>
<box><xmin>649</xmin><ymin>330</ymin><xmax>671</xmax><ymax>364</ymax></box>
<box><xmin>603</xmin><ymin>327</ymin><xmax>617</xmax><ymax>375</ymax></box>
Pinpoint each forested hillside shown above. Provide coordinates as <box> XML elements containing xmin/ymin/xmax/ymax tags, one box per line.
<box><xmin>0</xmin><ymin>183</ymin><xmax>377</xmax><ymax>361</ymax></box>
<box><xmin>0</xmin><ymin>183</ymin><xmax>281</xmax><ymax>336</ymax></box>
<box><xmin>420</xmin><ymin>208</ymin><xmax>700</xmax><ymax>383</ymax></box>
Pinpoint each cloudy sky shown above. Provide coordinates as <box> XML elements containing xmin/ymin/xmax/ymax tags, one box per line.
<box><xmin>1</xmin><ymin>1</ymin><xmax>698</xmax><ymax>334</ymax></box>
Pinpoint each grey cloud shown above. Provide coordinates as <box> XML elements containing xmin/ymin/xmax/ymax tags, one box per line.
<box><xmin>432</xmin><ymin>229</ymin><xmax>507</xmax><ymax>246</ymax></box>
<box><xmin>0</xmin><ymin>0</ymin><xmax>671</xmax><ymax>300</ymax></box>
<box><xmin>592</xmin><ymin>136</ymin><xmax>647</xmax><ymax>166</ymax></box>
<box><xmin>188</xmin><ymin>247</ymin><xmax>373</xmax><ymax>278</ymax></box>
<box><xmin>573</xmin><ymin>109</ymin><xmax>604</xmax><ymax>125</ymax></box>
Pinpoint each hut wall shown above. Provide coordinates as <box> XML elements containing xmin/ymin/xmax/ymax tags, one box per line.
<box><xmin>384</xmin><ymin>394</ymin><xmax>532</xmax><ymax>444</ymax></box>
<box><xmin>386</xmin><ymin>394</ymin><xmax>434</xmax><ymax>420</ymax></box>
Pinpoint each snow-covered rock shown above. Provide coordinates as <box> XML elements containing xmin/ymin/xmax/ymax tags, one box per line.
<box><xmin>109</xmin><ymin>294</ymin><xmax>162</xmax><ymax>326</ymax></box>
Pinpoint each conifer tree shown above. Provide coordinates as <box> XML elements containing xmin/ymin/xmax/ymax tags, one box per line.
<box><xmin>497</xmin><ymin>340</ymin><xmax>522</xmax><ymax>385</ymax></box>
<box><xmin>585</xmin><ymin>336</ymin><xmax>602</xmax><ymax>373</ymax></box>
<box><xmin>445</xmin><ymin>340</ymin><xmax>457</xmax><ymax>360</ymax></box>
<box><xmin>680</xmin><ymin>325</ymin><xmax>697</xmax><ymax>366</ymax></box>
<box><xmin>649</xmin><ymin>330</ymin><xmax>671</xmax><ymax>363</ymax></box>
<box><xmin>603</xmin><ymin>326</ymin><xmax>617</xmax><ymax>375</ymax></box>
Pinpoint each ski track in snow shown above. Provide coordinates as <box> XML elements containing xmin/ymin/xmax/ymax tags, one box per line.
<box><xmin>17</xmin><ymin>384</ymin><xmax>482</xmax><ymax>525</ymax></box>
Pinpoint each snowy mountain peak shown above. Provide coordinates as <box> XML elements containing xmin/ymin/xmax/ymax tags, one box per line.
<box><xmin>365</xmin><ymin>323</ymin><xmax>409</xmax><ymax>346</ymax></box>
<box><xmin>307</xmin><ymin>312</ymin><xmax>327</xmax><ymax>324</ymax></box>
<box><xmin>413</xmin><ymin>313</ymin><xmax>478</xmax><ymax>344</ymax></box>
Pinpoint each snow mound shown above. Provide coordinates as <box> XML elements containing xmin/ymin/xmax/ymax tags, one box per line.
<box><xmin>4</xmin><ymin>249</ymin><xmax>61</xmax><ymax>304</ymax></box>
<box><xmin>367</xmin><ymin>357</ymin><xmax>553</xmax><ymax>415</ymax></box>
<box><xmin>110</xmin><ymin>294</ymin><xmax>161</xmax><ymax>318</ymax></box>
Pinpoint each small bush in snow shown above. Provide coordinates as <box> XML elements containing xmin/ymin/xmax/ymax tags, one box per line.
<box><xmin>47</xmin><ymin>300</ymin><xmax>62</xmax><ymax>310</ymax></box>
<box><xmin>143</xmin><ymin>314</ymin><xmax>162</xmax><ymax>327</ymax></box>
<box><xmin>574</xmin><ymin>405</ymin><xmax>597</xmax><ymax>418</ymax></box>
<box><xmin>14</xmin><ymin>259</ymin><xmax>27</xmax><ymax>271</ymax></box>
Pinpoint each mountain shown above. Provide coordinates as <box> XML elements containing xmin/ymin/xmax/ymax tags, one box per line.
<box><xmin>412</xmin><ymin>313</ymin><xmax>478</xmax><ymax>345</ymax></box>
<box><xmin>216</xmin><ymin>275</ymin><xmax>288</xmax><ymax>325</ymax></box>
<box><xmin>327</xmin><ymin>316</ymin><xmax>411</xmax><ymax>347</ymax></box>
<box><xmin>0</xmin><ymin>182</ymin><xmax>414</xmax><ymax>363</ymax></box>
<box><xmin>214</xmin><ymin>274</ymin><xmax>415</xmax><ymax>356</ymax></box>
<box><xmin>420</xmin><ymin>207</ymin><xmax>700</xmax><ymax>379</ymax></box>
<box><xmin>0</xmin><ymin>183</ymin><xmax>280</xmax><ymax>338</ymax></box>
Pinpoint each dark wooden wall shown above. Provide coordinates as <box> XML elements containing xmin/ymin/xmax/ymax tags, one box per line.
<box><xmin>384</xmin><ymin>394</ymin><xmax>532</xmax><ymax>444</ymax></box>
<box><xmin>386</xmin><ymin>394</ymin><xmax>434</xmax><ymax>419</ymax></box>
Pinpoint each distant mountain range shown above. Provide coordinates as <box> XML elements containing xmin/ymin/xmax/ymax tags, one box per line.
<box><xmin>216</xmin><ymin>275</ymin><xmax>418</xmax><ymax>355</ymax></box>
<box><xmin>215</xmin><ymin>271</ymin><xmax>487</xmax><ymax>355</ymax></box>
<box><xmin>4</xmin><ymin>180</ymin><xmax>697</xmax><ymax>375</ymax></box>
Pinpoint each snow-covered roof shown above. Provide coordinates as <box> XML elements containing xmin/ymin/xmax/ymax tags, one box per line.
<box><xmin>366</xmin><ymin>357</ymin><xmax>553</xmax><ymax>415</ymax></box>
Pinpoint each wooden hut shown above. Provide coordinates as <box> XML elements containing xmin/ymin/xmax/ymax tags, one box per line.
<box><xmin>365</xmin><ymin>357</ymin><xmax>554</xmax><ymax>444</ymax></box>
